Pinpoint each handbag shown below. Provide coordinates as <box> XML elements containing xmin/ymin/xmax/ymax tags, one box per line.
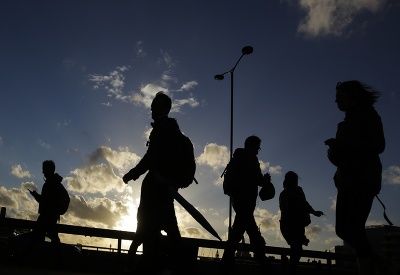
<box><xmin>259</xmin><ymin>174</ymin><xmax>275</xmax><ymax>201</ymax></box>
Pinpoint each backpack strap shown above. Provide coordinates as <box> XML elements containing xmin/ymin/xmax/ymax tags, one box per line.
<box><xmin>376</xmin><ymin>195</ymin><xmax>393</xmax><ymax>226</ymax></box>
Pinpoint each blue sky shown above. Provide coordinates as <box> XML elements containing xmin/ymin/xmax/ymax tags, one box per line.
<box><xmin>1</xmin><ymin>0</ymin><xmax>399</xmax><ymax>252</ymax></box>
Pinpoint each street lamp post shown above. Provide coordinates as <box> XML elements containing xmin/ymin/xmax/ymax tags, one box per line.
<box><xmin>214</xmin><ymin>46</ymin><xmax>253</xmax><ymax>237</ymax></box>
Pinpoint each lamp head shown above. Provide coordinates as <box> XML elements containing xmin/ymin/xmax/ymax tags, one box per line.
<box><xmin>214</xmin><ymin>74</ymin><xmax>225</xmax><ymax>80</ymax></box>
<box><xmin>242</xmin><ymin>46</ymin><xmax>253</xmax><ymax>55</ymax></box>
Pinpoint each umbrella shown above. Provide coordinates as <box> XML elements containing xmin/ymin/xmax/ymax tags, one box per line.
<box><xmin>168</xmin><ymin>186</ymin><xmax>222</xmax><ymax>241</ymax></box>
<box><xmin>152</xmin><ymin>171</ymin><xmax>222</xmax><ymax>241</ymax></box>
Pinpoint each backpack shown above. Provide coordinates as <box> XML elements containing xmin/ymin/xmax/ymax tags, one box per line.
<box><xmin>57</xmin><ymin>184</ymin><xmax>70</xmax><ymax>215</ymax></box>
<box><xmin>221</xmin><ymin>157</ymin><xmax>242</xmax><ymax>196</ymax></box>
<box><xmin>170</xmin><ymin>133</ymin><xmax>197</xmax><ymax>189</ymax></box>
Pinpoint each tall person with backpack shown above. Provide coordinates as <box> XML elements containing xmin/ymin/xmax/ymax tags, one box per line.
<box><xmin>123</xmin><ymin>91</ymin><xmax>195</xmax><ymax>275</ymax></box>
<box><xmin>28</xmin><ymin>160</ymin><xmax>69</xmax><ymax>269</ymax></box>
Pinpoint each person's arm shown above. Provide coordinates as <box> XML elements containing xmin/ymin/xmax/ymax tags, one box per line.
<box><xmin>123</xmin><ymin>125</ymin><xmax>166</xmax><ymax>183</ymax></box>
<box><xmin>300</xmin><ymin>187</ymin><xmax>324</xmax><ymax>217</ymax></box>
<box><xmin>29</xmin><ymin>190</ymin><xmax>41</xmax><ymax>203</ymax></box>
<box><xmin>250</xmin><ymin>157</ymin><xmax>265</xmax><ymax>187</ymax></box>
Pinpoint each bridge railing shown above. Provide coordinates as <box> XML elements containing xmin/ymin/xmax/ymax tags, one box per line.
<box><xmin>0</xmin><ymin>208</ymin><xmax>356</xmax><ymax>270</ymax></box>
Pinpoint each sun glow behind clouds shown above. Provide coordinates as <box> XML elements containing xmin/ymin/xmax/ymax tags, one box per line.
<box><xmin>115</xmin><ymin>198</ymin><xmax>138</xmax><ymax>232</ymax></box>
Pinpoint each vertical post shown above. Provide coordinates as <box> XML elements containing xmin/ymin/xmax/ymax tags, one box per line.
<box><xmin>228</xmin><ymin>71</ymin><xmax>234</xmax><ymax>237</ymax></box>
<box><xmin>0</xmin><ymin>207</ymin><xmax>5</xmax><ymax>219</ymax></box>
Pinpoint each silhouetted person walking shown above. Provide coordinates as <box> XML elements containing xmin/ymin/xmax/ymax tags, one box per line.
<box><xmin>325</xmin><ymin>81</ymin><xmax>385</xmax><ymax>275</ymax></box>
<box><xmin>123</xmin><ymin>92</ymin><xmax>183</xmax><ymax>275</ymax></box>
<box><xmin>279</xmin><ymin>171</ymin><xmax>323</xmax><ymax>274</ymax></box>
<box><xmin>28</xmin><ymin>160</ymin><xmax>67</xmax><ymax>269</ymax></box>
<box><xmin>220</xmin><ymin>135</ymin><xmax>273</xmax><ymax>275</ymax></box>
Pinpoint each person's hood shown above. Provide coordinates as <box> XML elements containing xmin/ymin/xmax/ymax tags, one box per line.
<box><xmin>48</xmin><ymin>173</ymin><xmax>63</xmax><ymax>183</ymax></box>
<box><xmin>151</xmin><ymin>116</ymin><xmax>180</xmax><ymax>131</ymax></box>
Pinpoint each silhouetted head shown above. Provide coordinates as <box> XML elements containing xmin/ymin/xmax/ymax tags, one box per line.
<box><xmin>151</xmin><ymin>91</ymin><xmax>172</xmax><ymax>120</ymax></box>
<box><xmin>42</xmin><ymin>160</ymin><xmax>56</xmax><ymax>179</ymax></box>
<box><xmin>335</xmin><ymin>81</ymin><xmax>380</xmax><ymax>112</ymax></box>
<box><xmin>244</xmin><ymin>135</ymin><xmax>261</xmax><ymax>155</ymax></box>
<box><xmin>283</xmin><ymin>171</ymin><xmax>298</xmax><ymax>189</ymax></box>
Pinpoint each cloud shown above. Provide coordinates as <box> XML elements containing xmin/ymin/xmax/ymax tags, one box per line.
<box><xmin>0</xmin><ymin>136</ymin><xmax>3</xmax><ymax>146</ymax></box>
<box><xmin>66</xmin><ymin>195</ymin><xmax>129</xmax><ymax>228</ymax></box>
<box><xmin>63</xmin><ymin>57</ymin><xmax>76</xmax><ymax>69</ymax></box>
<box><xmin>268</xmin><ymin>165</ymin><xmax>282</xmax><ymax>175</ymax></box>
<box><xmin>130</xmin><ymin>84</ymin><xmax>200</xmax><ymax>113</ymax></box>
<box><xmin>89</xmin><ymin>49</ymin><xmax>199</xmax><ymax>112</ymax></box>
<box><xmin>324</xmin><ymin>236</ymin><xmax>342</xmax><ymax>245</ymax></box>
<box><xmin>38</xmin><ymin>139</ymin><xmax>52</xmax><ymax>150</ymax></box>
<box><xmin>197</xmin><ymin>143</ymin><xmax>230</xmax><ymax>170</ymax></box>
<box><xmin>181</xmin><ymin>227</ymin><xmax>209</xmax><ymax>239</ymax></box>
<box><xmin>65</xmin><ymin>146</ymin><xmax>140</xmax><ymax>195</ymax></box>
<box><xmin>171</xmin><ymin>96</ymin><xmax>200</xmax><ymax>113</ymax></box>
<box><xmin>383</xmin><ymin>165</ymin><xmax>400</xmax><ymax>185</ymax></box>
<box><xmin>0</xmin><ymin>184</ymin><xmax>38</xmax><ymax>220</ymax></box>
<box><xmin>136</xmin><ymin>41</ymin><xmax>146</xmax><ymax>58</ymax></box>
<box><xmin>292</xmin><ymin>0</ymin><xmax>386</xmax><ymax>37</ymax></box>
<box><xmin>178</xmin><ymin>81</ymin><xmax>198</xmax><ymax>92</ymax></box>
<box><xmin>130</xmin><ymin>83</ymin><xmax>167</xmax><ymax>108</ymax></box>
<box><xmin>330</xmin><ymin>197</ymin><xmax>337</xmax><ymax>211</ymax></box>
<box><xmin>255</xmin><ymin>208</ymin><xmax>281</xmax><ymax>233</ymax></box>
<box><xmin>56</xmin><ymin>119</ymin><xmax>71</xmax><ymax>130</ymax></box>
<box><xmin>11</xmin><ymin>164</ymin><xmax>31</xmax><ymax>179</ymax></box>
<box><xmin>89</xmin><ymin>66</ymin><xmax>130</xmax><ymax>101</ymax></box>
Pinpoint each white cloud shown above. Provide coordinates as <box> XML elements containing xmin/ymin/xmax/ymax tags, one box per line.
<box><xmin>136</xmin><ymin>41</ymin><xmax>146</xmax><ymax>58</ymax></box>
<box><xmin>197</xmin><ymin>143</ymin><xmax>230</xmax><ymax>170</ymax></box>
<box><xmin>294</xmin><ymin>0</ymin><xmax>386</xmax><ymax>37</ymax></box>
<box><xmin>38</xmin><ymin>139</ymin><xmax>52</xmax><ymax>150</ymax></box>
<box><xmin>11</xmin><ymin>164</ymin><xmax>31</xmax><ymax>179</ymax></box>
<box><xmin>178</xmin><ymin>81</ymin><xmax>198</xmax><ymax>92</ymax></box>
<box><xmin>171</xmin><ymin>97</ymin><xmax>200</xmax><ymax>113</ymax></box>
<box><xmin>89</xmin><ymin>49</ymin><xmax>199</xmax><ymax>112</ymax></box>
<box><xmin>130</xmin><ymin>84</ymin><xmax>199</xmax><ymax>113</ymax></box>
<box><xmin>268</xmin><ymin>165</ymin><xmax>282</xmax><ymax>175</ymax></box>
<box><xmin>383</xmin><ymin>165</ymin><xmax>400</xmax><ymax>185</ymax></box>
<box><xmin>0</xmin><ymin>184</ymin><xmax>38</xmax><ymax>220</ymax></box>
<box><xmin>89</xmin><ymin>66</ymin><xmax>130</xmax><ymax>101</ymax></box>
<box><xmin>330</xmin><ymin>197</ymin><xmax>337</xmax><ymax>211</ymax></box>
<box><xmin>65</xmin><ymin>146</ymin><xmax>141</xmax><ymax>195</ymax></box>
<box><xmin>130</xmin><ymin>83</ymin><xmax>167</xmax><ymax>108</ymax></box>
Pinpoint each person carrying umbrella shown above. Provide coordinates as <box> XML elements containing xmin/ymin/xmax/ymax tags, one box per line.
<box><xmin>123</xmin><ymin>91</ymin><xmax>185</xmax><ymax>275</ymax></box>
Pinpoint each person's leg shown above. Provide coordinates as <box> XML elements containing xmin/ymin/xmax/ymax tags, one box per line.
<box><xmin>40</xmin><ymin>215</ymin><xmax>63</xmax><ymax>269</ymax></box>
<box><xmin>220</xmin><ymin>202</ymin><xmax>249</xmax><ymax>274</ymax></box>
<box><xmin>288</xmin><ymin>243</ymin><xmax>302</xmax><ymax>275</ymax></box>
<box><xmin>280</xmin><ymin>221</ymin><xmax>304</xmax><ymax>275</ymax></box>
<box><xmin>125</xmin><ymin>226</ymin><xmax>144</xmax><ymax>272</ymax></box>
<box><xmin>246</xmin><ymin>214</ymin><xmax>273</xmax><ymax>274</ymax></box>
<box><xmin>336</xmin><ymin>189</ymin><xmax>375</xmax><ymax>274</ymax></box>
<box><xmin>162</xmin><ymin>206</ymin><xmax>182</xmax><ymax>273</ymax></box>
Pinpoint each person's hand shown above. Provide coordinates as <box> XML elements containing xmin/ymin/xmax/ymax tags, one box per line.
<box><xmin>123</xmin><ymin>169</ymin><xmax>139</xmax><ymax>184</ymax></box>
<box><xmin>313</xmin><ymin>210</ymin><xmax>324</xmax><ymax>217</ymax></box>
<box><xmin>29</xmin><ymin>190</ymin><xmax>38</xmax><ymax>198</ymax></box>
<box><xmin>122</xmin><ymin>173</ymin><xmax>132</xmax><ymax>184</ymax></box>
<box><xmin>263</xmin><ymin>173</ymin><xmax>271</xmax><ymax>183</ymax></box>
